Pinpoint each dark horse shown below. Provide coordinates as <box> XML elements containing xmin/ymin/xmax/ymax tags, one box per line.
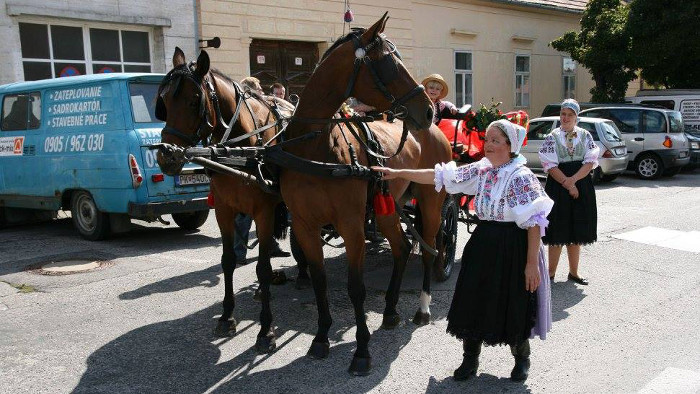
<box><xmin>155</xmin><ymin>47</ymin><xmax>298</xmax><ymax>352</ymax></box>
<box><xmin>279</xmin><ymin>14</ymin><xmax>451</xmax><ymax>374</ymax></box>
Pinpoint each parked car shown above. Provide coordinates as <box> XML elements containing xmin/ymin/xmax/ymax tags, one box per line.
<box><xmin>522</xmin><ymin>116</ymin><xmax>628</xmax><ymax>183</ymax></box>
<box><xmin>579</xmin><ymin>106</ymin><xmax>690</xmax><ymax>179</ymax></box>
<box><xmin>626</xmin><ymin>90</ymin><xmax>700</xmax><ymax>169</ymax></box>
<box><xmin>0</xmin><ymin>73</ymin><xmax>211</xmax><ymax>239</ymax></box>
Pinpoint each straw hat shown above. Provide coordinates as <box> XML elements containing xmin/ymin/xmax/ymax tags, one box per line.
<box><xmin>421</xmin><ymin>74</ymin><xmax>448</xmax><ymax>100</ymax></box>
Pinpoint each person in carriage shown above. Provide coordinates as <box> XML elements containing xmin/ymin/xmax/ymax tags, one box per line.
<box><xmin>422</xmin><ymin>74</ymin><xmax>457</xmax><ymax>125</ymax></box>
<box><xmin>373</xmin><ymin>119</ymin><xmax>553</xmax><ymax>382</ymax></box>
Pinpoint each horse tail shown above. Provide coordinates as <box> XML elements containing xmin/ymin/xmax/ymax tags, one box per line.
<box><xmin>273</xmin><ymin>202</ymin><xmax>289</xmax><ymax>240</ymax></box>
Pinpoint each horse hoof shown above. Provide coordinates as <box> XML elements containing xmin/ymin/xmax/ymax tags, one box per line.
<box><xmin>348</xmin><ymin>356</ymin><xmax>372</xmax><ymax>376</ymax></box>
<box><xmin>381</xmin><ymin>313</ymin><xmax>401</xmax><ymax>329</ymax></box>
<box><xmin>306</xmin><ymin>340</ymin><xmax>330</xmax><ymax>359</ymax></box>
<box><xmin>296</xmin><ymin>276</ymin><xmax>312</xmax><ymax>290</ymax></box>
<box><xmin>214</xmin><ymin>318</ymin><xmax>237</xmax><ymax>337</ymax></box>
<box><xmin>255</xmin><ymin>335</ymin><xmax>277</xmax><ymax>354</ymax></box>
<box><xmin>412</xmin><ymin>310</ymin><xmax>431</xmax><ymax>326</ymax></box>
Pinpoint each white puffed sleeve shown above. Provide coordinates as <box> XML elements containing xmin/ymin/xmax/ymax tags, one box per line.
<box><xmin>434</xmin><ymin>159</ymin><xmax>486</xmax><ymax>195</ymax></box>
<box><xmin>582</xmin><ymin>130</ymin><xmax>600</xmax><ymax>169</ymax></box>
<box><xmin>506</xmin><ymin>171</ymin><xmax>554</xmax><ymax>235</ymax></box>
<box><xmin>538</xmin><ymin>133</ymin><xmax>559</xmax><ymax>173</ymax></box>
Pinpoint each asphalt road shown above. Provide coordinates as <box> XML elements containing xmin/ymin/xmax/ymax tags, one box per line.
<box><xmin>1</xmin><ymin>170</ymin><xmax>699</xmax><ymax>393</ymax></box>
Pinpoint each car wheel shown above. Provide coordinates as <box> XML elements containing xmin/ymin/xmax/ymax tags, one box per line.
<box><xmin>71</xmin><ymin>191</ymin><xmax>110</xmax><ymax>240</ymax></box>
<box><xmin>172</xmin><ymin>210</ymin><xmax>210</xmax><ymax>230</ymax></box>
<box><xmin>590</xmin><ymin>167</ymin><xmax>602</xmax><ymax>184</ymax></box>
<box><xmin>663</xmin><ymin>166</ymin><xmax>682</xmax><ymax>177</ymax></box>
<box><xmin>635</xmin><ymin>153</ymin><xmax>664</xmax><ymax>180</ymax></box>
<box><xmin>600</xmin><ymin>174</ymin><xmax>619</xmax><ymax>182</ymax></box>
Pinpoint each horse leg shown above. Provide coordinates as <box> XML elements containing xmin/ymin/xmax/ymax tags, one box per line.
<box><xmin>214</xmin><ymin>203</ymin><xmax>238</xmax><ymax>337</ymax></box>
<box><xmin>292</xmin><ymin>220</ymin><xmax>331</xmax><ymax>359</ymax></box>
<box><xmin>253</xmin><ymin>206</ymin><xmax>277</xmax><ymax>353</ymax></box>
<box><xmin>376</xmin><ymin>213</ymin><xmax>411</xmax><ymax>329</ymax></box>
<box><xmin>412</xmin><ymin>187</ymin><xmax>445</xmax><ymax>326</ymax></box>
<box><xmin>336</xmin><ymin>219</ymin><xmax>372</xmax><ymax>375</ymax></box>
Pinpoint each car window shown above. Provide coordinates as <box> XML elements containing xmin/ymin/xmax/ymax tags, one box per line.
<box><xmin>668</xmin><ymin>111</ymin><xmax>684</xmax><ymax>133</ymax></box>
<box><xmin>640</xmin><ymin>100</ymin><xmax>675</xmax><ymax>110</ymax></box>
<box><xmin>576</xmin><ymin>121</ymin><xmax>599</xmax><ymax>141</ymax></box>
<box><xmin>599</xmin><ymin>121</ymin><xmax>623</xmax><ymax>142</ymax></box>
<box><xmin>527</xmin><ymin>120</ymin><xmax>553</xmax><ymax>140</ymax></box>
<box><xmin>1</xmin><ymin>92</ymin><xmax>42</xmax><ymax>131</ymax></box>
<box><xmin>643</xmin><ymin>110</ymin><xmax>666</xmax><ymax>133</ymax></box>
<box><xmin>129</xmin><ymin>82</ymin><xmax>160</xmax><ymax>123</ymax></box>
<box><xmin>541</xmin><ymin>105</ymin><xmax>560</xmax><ymax>117</ymax></box>
<box><xmin>604</xmin><ymin>109</ymin><xmax>640</xmax><ymax>134</ymax></box>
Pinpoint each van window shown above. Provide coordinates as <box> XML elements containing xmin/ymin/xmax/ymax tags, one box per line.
<box><xmin>605</xmin><ymin>109</ymin><xmax>640</xmax><ymax>134</ymax></box>
<box><xmin>527</xmin><ymin>120</ymin><xmax>553</xmax><ymax>140</ymax></box>
<box><xmin>129</xmin><ymin>83</ymin><xmax>160</xmax><ymax>123</ymax></box>
<box><xmin>1</xmin><ymin>93</ymin><xmax>42</xmax><ymax>131</ymax></box>
<box><xmin>639</xmin><ymin>100</ymin><xmax>675</xmax><ymax>110</ymax></box>
<box><xmin>668</xmin><ymin>112</ymin><xmax>684</xmax><ymax>133</ymax></box>
<box><xmin>643</xmin><ymin>111</ymin><xmax>666</xmax><ymax>133</ymax></box>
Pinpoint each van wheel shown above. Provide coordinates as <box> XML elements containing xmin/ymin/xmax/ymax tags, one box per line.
<box><xmin>71</xmin><ymin>191</ymin><xmax>110</xmax><ymax>240</ymax></box>
<box><xmin>172</xmin><ymin>210</ymin><xmax>210</xmax><ymax>230</ymax></box>
<box><xmin>635</xmin><ymin>153</ymin><xmax>664</xmax><ymax>180</ymax></box>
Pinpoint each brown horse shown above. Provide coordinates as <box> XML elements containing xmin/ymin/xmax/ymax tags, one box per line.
<box><xmin>279</xmin><ymin>13</ymin><xmax>451</xmax><ymax>375</ymax></box>
<box><xmin>155</xmin><ymin>47</ymin><xmax>299</xmax><ymax>353</ymax></box>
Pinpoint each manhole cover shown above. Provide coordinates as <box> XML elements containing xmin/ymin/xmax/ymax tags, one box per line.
<box><xmin>28</xmin><ymin>259</ymin><xmax>113</xmax><ymax>275</ymax></box>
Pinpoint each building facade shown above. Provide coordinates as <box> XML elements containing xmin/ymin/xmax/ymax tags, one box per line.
<box><xmin>2</xmin><ymin>0</ymin><xmax>597</xmax><ymax>116</ymax></box>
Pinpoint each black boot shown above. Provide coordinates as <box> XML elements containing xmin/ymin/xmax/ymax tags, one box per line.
<box><xmin>454</xmin><ymin>339</ymin><xmax>481</xmax><ymax>381</ymax></box>
<box><xmin>510</xmin><ymin>339</ymin><xmax>531</xmax><ymax>382</ymax></box>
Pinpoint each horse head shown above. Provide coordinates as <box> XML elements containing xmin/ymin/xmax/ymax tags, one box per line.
<box><xmin>314</xmin><ymin>12</ymin><xmax>433</xmax><ymax>131</ymax></box>
<box><xmin>155</xmin><ymin>47</ymin><xmax>219</xmax><ymax>175</ymax></box>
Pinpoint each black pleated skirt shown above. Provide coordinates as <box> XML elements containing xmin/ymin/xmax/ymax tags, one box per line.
<box><xmin>446</xmin><ymin>221</ymin><xmax>537</xmax><ymax>347</ymax></box>
<box><xmin>542</xmin><ymin>161</ymin><xmax>597</xmax><ymax>246</ymax></box>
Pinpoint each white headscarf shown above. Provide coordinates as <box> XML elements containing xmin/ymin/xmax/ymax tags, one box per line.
<box><xmin>489</xmin><ymin>119</ymin><xmax>527</xmax><ymax>155</ymax></box>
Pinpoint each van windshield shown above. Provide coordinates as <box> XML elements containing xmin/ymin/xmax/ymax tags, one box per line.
<box><xmin>129</xmin><ymin>83</ymin><xmax>161</xmax><ymax>123</ymax></box>
<box><xmin>599</xmin><ymin>121</ymin><xmax>623</xmax><ymax>142</ymax></box>
<box><xmin>668</xmin><ymin>112</ymin><xmax>684</xmax><ymax>133</ymax></box>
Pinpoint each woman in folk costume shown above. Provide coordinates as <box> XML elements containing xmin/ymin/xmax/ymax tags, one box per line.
<box><xmin>539</xmin><ymin>99</ymin><xmax>599</xmax><ymax>285</ymax></box>
<box><xmin>373</xmin><ymin>119</ymin><xmax>553</xmax><ymax>382</ymax></box>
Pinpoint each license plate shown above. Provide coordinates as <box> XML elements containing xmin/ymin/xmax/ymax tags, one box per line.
<box><xmin>175</xmin><ymin>173</ymin><xmax>209</xmax><ymax>186</ymax></box>
<box><xmin>679</xmin><ymin>151</ymin><xmax>688</xmax><ymax>158</ymax></box>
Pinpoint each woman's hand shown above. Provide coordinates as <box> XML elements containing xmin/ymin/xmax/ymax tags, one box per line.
<box><xmin>371</xmin><ymin>166</ymin><xmax>400</xmax><ymax>180</ymax></box>
<box><xmin>525</xmin><ymin>259</ymin><xmax>540</xmax><ymax>292</ymax></box>
<box><xmin>568</xmin><ymin>185</ymin><xmax>579</xmax><ymax>199</ymax></box>
<box><xmin>450</xmin><ymin>107</ymin><xmax>458</xmax><ymax>115</ymax></box>
<box><xmin>561</xmin><ymin>176</ymin><xmax>575</xmax><ymax>190</ymax></box>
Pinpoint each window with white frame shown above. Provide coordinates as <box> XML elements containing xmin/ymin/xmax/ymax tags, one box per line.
<box><xmin>515</xmin><ymin>55</ymin><xmax>530</xmax><ymax>107</ymax></box>
<box><xmin>454</xmin><ymin>51</ymin><xmax>472</xmax><ymax>107</ymax></box>
<box><xmin>563</xmin><ymin>57</ymin><xmax>576</xmax><ymax>99</ymax></box>
<box><xmin>18</xmin><ymin>22</ymin><xmax>152</xmax><ymax>81</ymax></box>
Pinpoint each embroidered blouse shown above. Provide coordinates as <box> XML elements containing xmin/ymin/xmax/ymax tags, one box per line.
<box><xmin>434</xmin><ymin>158</ymin><xmax>554</xmax><ymax>233</ymax></box>
<box><xmin>538</xmin><ymin>126</ymin><xmax>600</xmax><ymax>172</ymax></box>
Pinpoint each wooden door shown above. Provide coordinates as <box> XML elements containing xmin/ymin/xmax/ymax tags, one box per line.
<box><xmin>249</xmin><ymin>40</ymin><xmax>318</xmax><ymax>98</ymax></box>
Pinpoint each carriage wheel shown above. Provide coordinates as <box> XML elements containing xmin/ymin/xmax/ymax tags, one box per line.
<box><xmin>434</xmin><ymin>195</ymin><xmax>458</xmax><ymax>282</ymax></box>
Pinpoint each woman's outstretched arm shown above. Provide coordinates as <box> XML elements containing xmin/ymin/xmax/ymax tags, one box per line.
<box><xmin>371</xmin><ymin>166</ymin><xmax>435</xmax><ymax>185</ymax></box>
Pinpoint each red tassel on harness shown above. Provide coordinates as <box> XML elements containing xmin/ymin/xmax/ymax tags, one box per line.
<box><xmin>207</xmin><ymin>192</ymin><xmax>215</xmax><ymax>208</ymax></box>
<box><xmin>373</xmin><ymin>192</ymin><xmax>388</xmax><ymax>215</ymax></box>
<box><xmin>383</xmin><ymin>193</ymin><xmax>395</xmax><ymax>215</ymax></box>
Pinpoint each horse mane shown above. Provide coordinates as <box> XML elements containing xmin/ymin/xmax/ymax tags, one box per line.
<box><xmin>321</xmin><ymin>28</ymin><xmax>366</xmax><ymax>61</ymax></box>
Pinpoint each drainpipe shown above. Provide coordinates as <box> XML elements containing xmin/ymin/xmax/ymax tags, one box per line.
<box><xmin>193</xmin><ymin>0</ymin><xmax>200</xmax><ymax>56</ymax></box>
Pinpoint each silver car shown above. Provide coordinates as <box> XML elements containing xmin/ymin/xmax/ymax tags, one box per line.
<box><xmin>521</xmin><ymin>116</ymin><xmax>629</xmax><ymax>182</ymax></box>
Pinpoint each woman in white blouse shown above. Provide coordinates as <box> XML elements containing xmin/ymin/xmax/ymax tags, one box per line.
<box><xmin>538</xmin><ymin>99</ymin><xmax>599</xmax><ymax>286</ymax></box>
<box><xmin>373</xmin><ymin>119</ymin><xmax>553</xmax><ymax>383</ymax></box>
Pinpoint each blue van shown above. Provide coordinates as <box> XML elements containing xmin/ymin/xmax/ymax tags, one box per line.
<box><xmin>0</xmin><ymin>73</ymin><xmax>210</xmax><ymax>240</ymax></box>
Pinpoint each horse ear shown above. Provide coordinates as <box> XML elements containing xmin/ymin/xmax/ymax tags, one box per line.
<box><xmin>369</xmin><ymin>12</ymin><xmax>389</xmax><ymax>38</ymax></box>
<box><xmin>194</xmin><ymin>50</ymin><xmax>211</xmax><ymax>78</ymax></box>
<box><xmin>173</xmin><ymin>47</ymin><xmax>186</xmax><ymax>68</ymax></box>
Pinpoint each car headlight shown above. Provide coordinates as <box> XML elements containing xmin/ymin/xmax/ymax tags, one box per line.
<box><xmin>691</xmin><ymin>141</ymin><xmax>700</xmax><ymax>150</ymax></box>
